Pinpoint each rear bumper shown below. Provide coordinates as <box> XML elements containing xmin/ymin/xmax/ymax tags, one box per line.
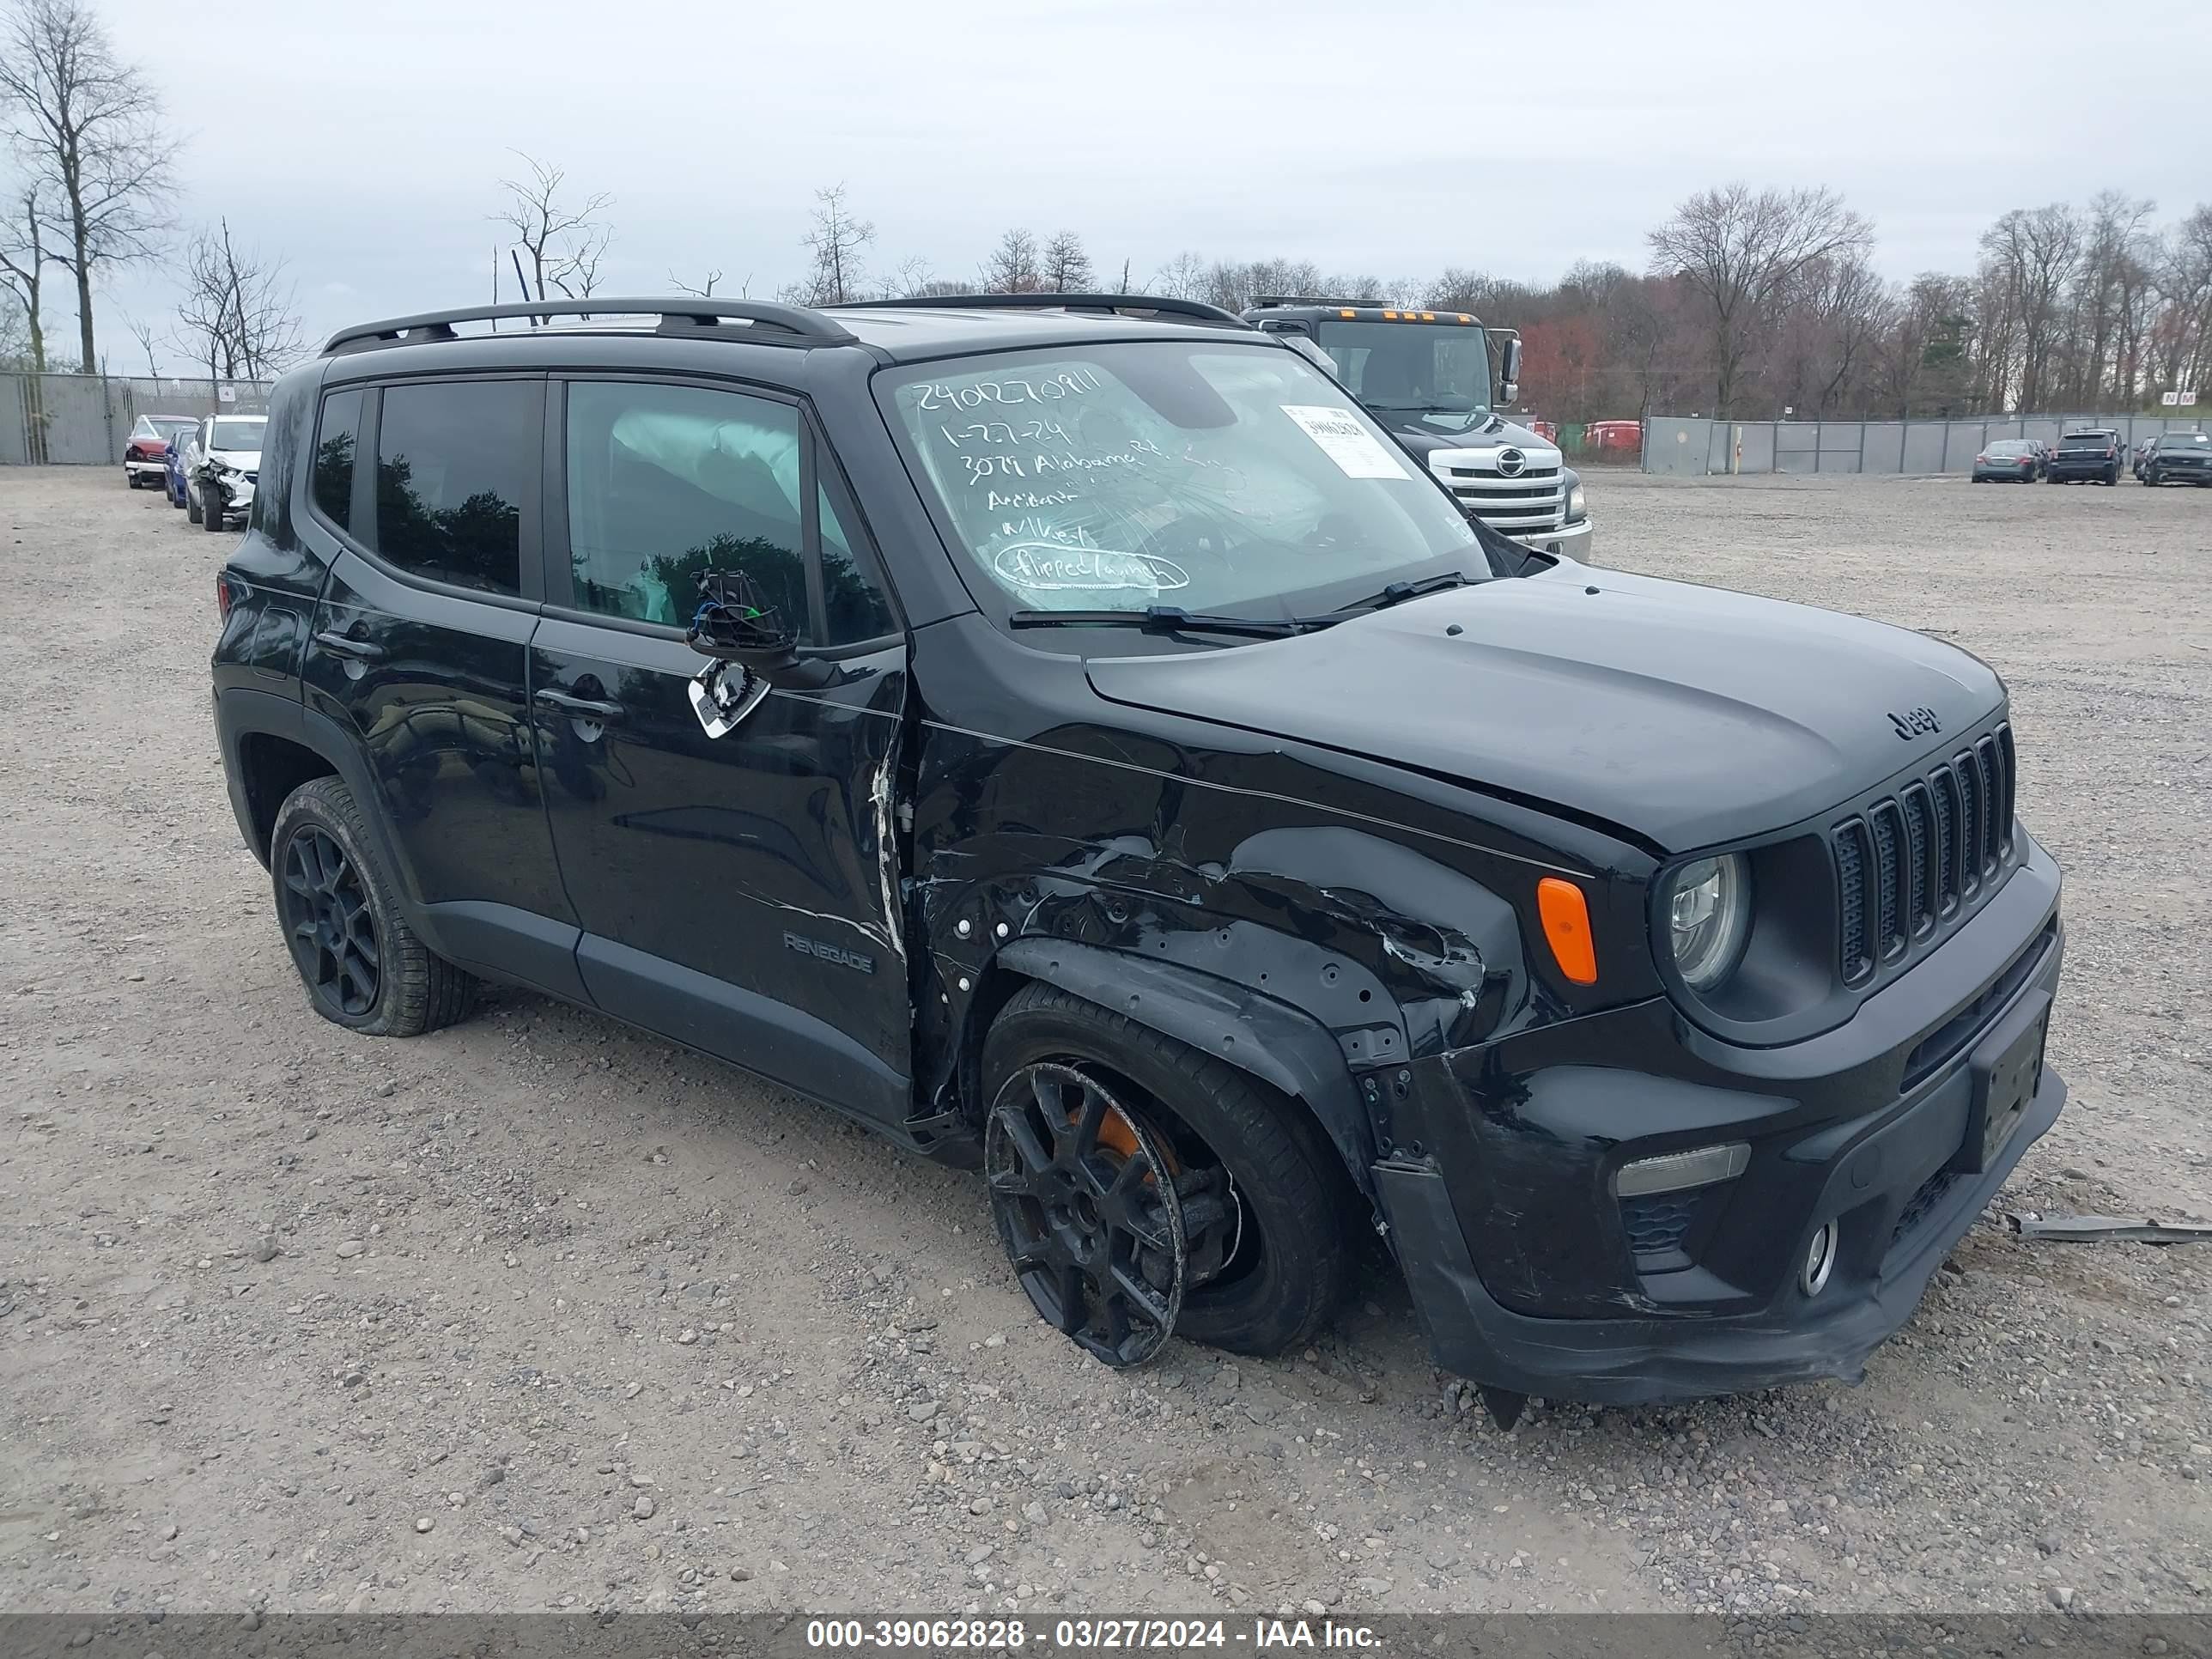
<box><xmin>1377</xmin><ymin>836</ymin><xmax>2064</xmax><ymax>1404</ymax></box>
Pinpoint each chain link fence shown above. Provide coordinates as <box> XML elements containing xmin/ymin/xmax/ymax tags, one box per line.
<box><xmin>1</xmin><ymin>373</ymin><xmax>276</xmax><ymax>467</ymax></box>
<box><xmin>1641</xmin><ymin>411</ymin><xmax>2206</xmax><ymax>477</ymax></box>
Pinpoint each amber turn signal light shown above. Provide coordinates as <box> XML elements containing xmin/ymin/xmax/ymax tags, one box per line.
<box><xmin>1536</xmin><ymin>877</ymin><xmax>1597</xmax><ymax>985</ymax></box>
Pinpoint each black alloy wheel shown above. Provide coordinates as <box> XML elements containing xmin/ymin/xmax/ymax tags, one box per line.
<box><xmin>279</xmin><ymin>825</ymin><xmax>380</xmax><ymax>1020</ymax></box>
<box><xmin>985</xmin><ymin>1061</ymin><xmax>1187</xmax><ymax>1367</ymax></box>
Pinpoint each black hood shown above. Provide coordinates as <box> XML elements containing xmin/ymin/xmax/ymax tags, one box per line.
<box><xmin>1085</xmin><ymin>564</ymin><xmax>2005</xmax><ymax>854</ymax></box>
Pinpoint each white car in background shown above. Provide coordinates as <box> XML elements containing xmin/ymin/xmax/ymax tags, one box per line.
<box><xmin>182</xmin><ymin>414</ymin><xmax>268</xmax><ymax>531</ymax></box>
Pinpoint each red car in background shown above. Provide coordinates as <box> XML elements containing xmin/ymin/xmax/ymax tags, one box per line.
<box><xmin>124</xmin><ymin>414</ymin><xmax>196</xmax><ymax>489</ymax></box>
<box><xmin>1584</xmin><ymin>419</ymin><xmax>1643</xmax><ymax>454</ymax></box>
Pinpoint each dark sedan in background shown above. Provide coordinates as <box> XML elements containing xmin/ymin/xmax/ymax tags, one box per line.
<box><xmin>2141</xmin><ymin>429</ymin><xmax>2212</xmax><ymax>485</ymax></box>
<box><xmin>1972</xmin><ymin>439</ymin><xmax>2043</xmax><ymax>483</ymax></box>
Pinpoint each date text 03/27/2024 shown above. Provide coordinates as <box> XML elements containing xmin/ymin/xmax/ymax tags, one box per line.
<box><xmin>803</xmin><ymin>1617</ymin><xmax>1384</xmax><ymax>1650</ymax></box>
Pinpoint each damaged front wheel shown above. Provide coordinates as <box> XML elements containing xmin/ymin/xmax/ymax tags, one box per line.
<box><xmin>986</xmin><ymin>1062</ymin><xmax>1188</xmax><ymax>1366</ymax></box>
<box><xmin>982</xmin><ymin>984</ymin><xmax>1357</xmax><ymax>1360</ymax></box>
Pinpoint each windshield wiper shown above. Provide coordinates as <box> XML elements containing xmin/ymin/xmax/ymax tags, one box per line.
<box><xmin>1336</xmin><ymin>571</ymin><xmax>1475</xmax><ymax>614</ymax></box>
<box><xmin>1008</xmin><ymin>605</ymin><xmax>1343</xmax><ymax>640</ymax></box>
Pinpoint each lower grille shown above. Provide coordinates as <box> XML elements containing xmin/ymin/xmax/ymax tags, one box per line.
<box><xmin>1890</xmin><ymin>1169</ymin><xmax>1963</xmax><ymax>1251</ymax></box>
<box><xmin>1620</xmin><ymin>1193</ymin><xmax>1698</xmax><ymax>1258</ymax></box>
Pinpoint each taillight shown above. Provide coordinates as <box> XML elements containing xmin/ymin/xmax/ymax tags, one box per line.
<box><xmin>216</xmin><ymin>574</ymin><xmax>234</xmax><ymax>621</ymax></box>
<box><xmin>1975</xmin><ymin>453</ymin><xmax>1987</xmax><ymax>463</ymax></box>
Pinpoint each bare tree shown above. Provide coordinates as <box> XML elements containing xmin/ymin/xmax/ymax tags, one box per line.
<box><xmin>981</xmin><ymin>228</ymin><xmax>1042</xmax><ymax>294</ymax></box>
<box><xmin>0</xmin><ymin>176</ymin><xmax>50</xmax><ymax>370</ymax></box>
<box><xmin>668</xmin><ymin>267</ymin><xmax>723</xmax><ymax>297</ymax></box>
<box><xmin>494</xmin><ymin>152</ymin><xmax>614</xmax><ymax>307</ymax></box>
<box><xmin>790</xmin><ymin>184</ymin><xmax>872</xmax><ymax>306</ymax></box>
<box><xmin>1648</xmin><ymin>184</ymin><xmax>1873</xmax><ymax>418</ymax></box>
<box><xmin>124</xmin><ymin>307</ymin><xmax>159</xmax><ymax>375</ymax></box>
<box><xmin>1149</xmin><ymin>250</ymin><xmax>1208</xmax><ymax>300</ymax></box>
<box><xmin>172</xmin><ymin>218</ymin><xmax>301</xmax><ymax>385</ymax></box>
<box><xmin>0</xmin><ymin>0</ymin><xmax>170</xmax><ymax>374</ymax></box>
<box><xmin>876</xmin><ymin>252</ymin><xmax>936</xmax><ymax>301</ymax></box>
<box><xmin>1040</xmin><ymin>229</ymin><xmax>1092</xmax><ymax>291</ymax></box>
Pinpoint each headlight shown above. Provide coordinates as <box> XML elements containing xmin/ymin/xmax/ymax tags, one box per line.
<box><xmin>1666</xmin><ymin>854</ymin><xmax>1750</xmax><ymax>990</ymax></box>
<box><xmin>1566</xmin><ymin>482</ymin><xmax>1587</xmax><ymax>523</ymax></box>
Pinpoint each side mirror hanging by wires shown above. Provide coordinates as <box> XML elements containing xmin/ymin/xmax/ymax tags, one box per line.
<box><xmin>684</xmin><ymin>568</ymin><xmax>786</xmax><ymax>738</ymax></box>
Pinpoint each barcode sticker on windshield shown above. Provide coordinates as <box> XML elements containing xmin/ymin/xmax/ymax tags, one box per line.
<box><xmin>1279</xmin><ymin>404</ymin><xmax>1413</xmax><ymax>480</ymax></box>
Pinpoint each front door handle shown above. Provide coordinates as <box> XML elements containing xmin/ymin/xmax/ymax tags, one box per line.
<box><xmin>535</xmin><ymin>687</ymin><xmax>626</xmax><ymax>723</ymax></box>
<box><xmin>313</xmin><ymin>629</ymin><xmax>384</xmax><ymax>662</ymax></box>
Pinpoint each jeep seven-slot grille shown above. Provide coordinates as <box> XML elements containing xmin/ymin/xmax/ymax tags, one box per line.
<box><xmin>1834</xmin><ymin>725</ymin><xmax>2015</xmax><ymax>986</ymax></box>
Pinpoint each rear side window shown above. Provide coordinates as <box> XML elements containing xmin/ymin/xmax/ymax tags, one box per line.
<box><xmin>374</xmin><ymin>380</ymin><xmax>534</xmax><ymax>595</ymax></box>
<box><xmin>562</xmin><ymin>380</ymin><xmax>894</xmax><ymax>643</ymax></box>
<box><xmin>313</xmin><ymin>390</ymin><xmax>364</xmax><ymax>532</ymax></box>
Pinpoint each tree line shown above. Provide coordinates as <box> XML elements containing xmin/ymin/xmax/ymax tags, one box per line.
<box><xmin>720</xmin><ymin>180</ymin><xmax>2212</xmax><ymax>424</ymax></box>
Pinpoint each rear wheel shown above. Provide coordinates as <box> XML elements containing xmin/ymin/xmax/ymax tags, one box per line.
<box><xmin>269</xmin><ymin>777</ymin><xmax>477</xmax><ymax>1037</ymax></box>
<box><xmin>185</xmin><ymin>489</ymin><xmax>201</xmax><ymax>524</ymax></box>
<box><xmin>981</xmin><ymin>982</ymin><xmax>1358</xmax><ymax>1358</ymax></box>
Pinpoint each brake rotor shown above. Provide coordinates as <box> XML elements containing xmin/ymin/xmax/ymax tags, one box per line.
<box><xmin>983</xmin><ymin>1061</ymin><xmax>1187</xmax><ymax>1367</ymax></box>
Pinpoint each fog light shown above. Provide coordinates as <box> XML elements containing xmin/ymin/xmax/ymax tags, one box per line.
<box><xmin>1613</xmin><ymin>1141</ymin><xmax>1748</xmax><ymax>1197</ymax></box>
<box><xmin>1801</xmin><ymin>1221</ymin><xmax>1838</xmax><ymax>1296</ymax></box>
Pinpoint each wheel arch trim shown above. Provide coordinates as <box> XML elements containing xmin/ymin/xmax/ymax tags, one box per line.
<box><xmin>992</xmin><ymin>937</ymin><xmax>1379</xmax><ymax>1202</ymax></box>
<box><xmin>216</xmin><ymin>686</ymin><xmax>425</xmax><ymax>918</ymax></box>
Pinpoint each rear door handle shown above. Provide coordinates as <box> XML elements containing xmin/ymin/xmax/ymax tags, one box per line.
<box><xmin>313</xmin><ymin>629</ymin><xmax>384</xmax><ymax>662</ymax></box>
<box><xmin>535</xmin><ymin>687</ymin><xmax>626</xmax><ymax>722</ymax></box>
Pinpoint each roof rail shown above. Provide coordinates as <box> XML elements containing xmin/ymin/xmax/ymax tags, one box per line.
<box><xmin>1247</xmin><ymin>293</ymin><xmax>1384</xmax><ymax>309</ymax></box>
<box><xmin>834</xmin><ymin>292</ymin><xmax>1247</xmax><ymax>328</ymax></box>
<box><xmin>319</xmin><ymin>298</ymin><xmax>857</xmax><ymax>356</ymax></box>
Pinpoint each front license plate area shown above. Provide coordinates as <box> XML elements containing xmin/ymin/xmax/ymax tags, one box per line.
<box><xmin>1954</xmin><ymin>989</ymin><xmax>2051</xmax><ymax>1175</ymax></box>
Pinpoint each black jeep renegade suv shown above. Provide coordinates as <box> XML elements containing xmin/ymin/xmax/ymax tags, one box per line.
<box><xmin>211</xmin><ymin>295</ymin><xmax>2065</xmax><ymax>1413</ymax></box>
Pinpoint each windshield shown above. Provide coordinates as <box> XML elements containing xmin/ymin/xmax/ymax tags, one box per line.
<box><xmin>1314</xmin><ymin>320</ymin><xmax>1493</xmax><ymax>430</ymax></box>
<box><xmin>2160</xmin><ymin>432</ymin><xmax>2209</xmax><ymax>447</ymax></box>
<box><xmin>882</xmin><ymin>341</ymin><xmax>1477</xmax><ymax>624</ymax></box>
<box><xmin>209</xmin><ymin>417</ymin><xmax>264</xmax><ymax>452</ymax></box>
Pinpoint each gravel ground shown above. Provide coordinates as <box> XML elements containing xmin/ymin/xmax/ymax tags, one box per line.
<box><xmin>1</xmin><ymin>465</ymin><xmax>2207</xmax><ymax>1625</ymax></box>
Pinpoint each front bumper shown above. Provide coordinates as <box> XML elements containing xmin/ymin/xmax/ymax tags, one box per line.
<box><xmin>202</xmin><ymin>475</ymin><xmax>256</xmax><ymax>518</ymax></box>
<box><xmin>1375</xmin><ymin>836</ymin><xmax>2064</xmax><ymax>1405</ymax></box>
<box><xmin>1508</xmin><ymin>518</ymin><xmax>1593</xmax><ymax>560</ymax></box>
<box><xmin>125</xmin><ymin>457</ymin><xmax>166</xmax><ymax>477</ymax></box>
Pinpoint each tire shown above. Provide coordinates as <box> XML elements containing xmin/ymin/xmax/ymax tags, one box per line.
<box><xmin>268</xmin><ymin>776</ymin><xmax>477</xmax><ymax>1037</ymax></box>
<box><xmin>125</xmin><ymin>470</ymin><xmax>139</xmax><ymax>489</ymax></box>
<box><xmin>185</xmin><ymin>489</ymin><xmax>201</xmax><ymax>525</ymax></box>
<box><xmin>981</xmin><ymin>981</ymin><xmax>1357</xmax><ymax>1356</ymax></box>
<box><xmin>202</xmin><ymin>492</ymin><xmax>226</xmax><ymax>532</ymax></box>
<box><xmin>2147</xmin><ymin>471</ymin><xmax>2160</xmax><ymax>487</ymax></box>
<box><xmin>170</xmin><ymin>483</ymin><xmax>186</xmax><ymax>509</ymax></box>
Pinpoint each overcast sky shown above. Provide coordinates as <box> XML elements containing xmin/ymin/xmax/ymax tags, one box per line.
<box><xmin>58</xmin><ymin>0</ymin><xmax>2212</xmax><ymax>374</ymax></box>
